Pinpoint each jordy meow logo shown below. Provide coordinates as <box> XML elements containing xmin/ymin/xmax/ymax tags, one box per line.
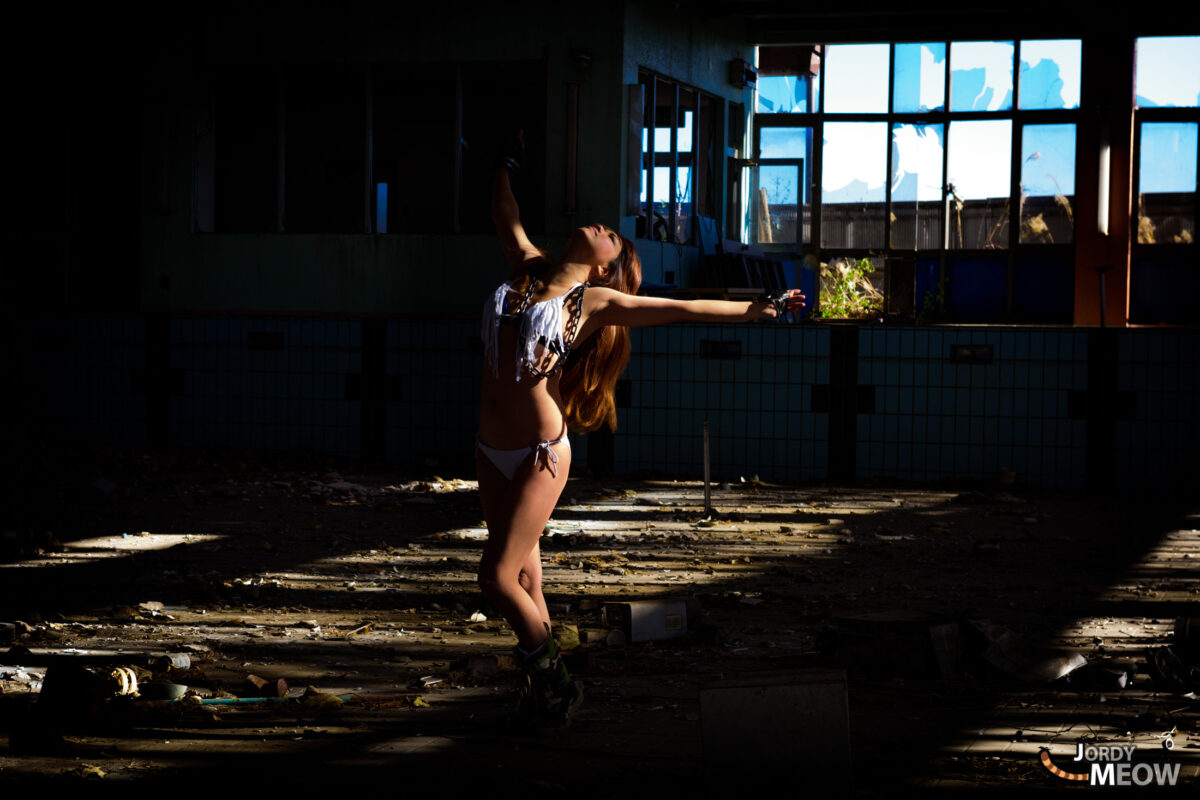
<box><xmin>1040</xmin><ymin>742</ymin><xmax>1181</xmax><ymax>787</ymax></box>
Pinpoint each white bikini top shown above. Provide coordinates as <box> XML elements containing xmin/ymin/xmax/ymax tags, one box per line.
<box><xmin>481</xmin><ymin>279</ymin><xmax>587</xmax><ymax>381</ymax></box>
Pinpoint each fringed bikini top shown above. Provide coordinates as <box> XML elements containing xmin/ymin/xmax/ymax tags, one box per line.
<box><xmin>481</xmin><ymin>278</ymin><xmax>587</xmax><ymax>381</ymax></box>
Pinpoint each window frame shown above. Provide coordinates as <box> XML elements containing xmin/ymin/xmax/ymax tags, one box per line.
<box><xmin>750</xmin><ymin>40</ymin><xmax>1083</xmax><ymax>321</ymax></box>
<box><xmin>637</xmin><ymin>68</ymin><xmax>720</xmax><ymax>245</ymax></box>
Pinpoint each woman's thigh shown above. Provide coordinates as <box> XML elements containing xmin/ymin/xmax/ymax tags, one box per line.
<box><xmin>477</xmin><ymin>442</ymin><xmax>571</xmax><ymax>577</ymax></box>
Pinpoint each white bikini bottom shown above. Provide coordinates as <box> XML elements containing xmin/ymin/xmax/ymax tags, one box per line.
<box><xmin>476</xmin><ymin>436</ymin><xmax>569</xmax><ymax>480</ymax></box>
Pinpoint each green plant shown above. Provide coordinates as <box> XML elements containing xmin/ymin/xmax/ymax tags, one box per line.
<box><xmin>817</xmin><ymin>257</ymin><xmax>883</xmax><ymax>319</ymax></box>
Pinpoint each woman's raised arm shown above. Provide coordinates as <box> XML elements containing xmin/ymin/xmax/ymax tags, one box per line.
<box><xmin>584</xmin><ymin>287</ymin><xmax>805</xmax><ymax>329</ymax></box>
<box><xmin>492</xmin><ymin>134</ymin><xmax>544</xmax><ymax>275</ymax></box>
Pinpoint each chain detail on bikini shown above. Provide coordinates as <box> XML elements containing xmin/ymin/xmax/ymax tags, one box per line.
<box><xmin>481</xmin><ymin>278</ymin><xmax>588</xmax><ymax>381</ymax></box>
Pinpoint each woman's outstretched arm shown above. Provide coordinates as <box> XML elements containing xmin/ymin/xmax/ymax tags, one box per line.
<box><xmin>584</xmin><ymin>287</ymin><xmax>805</xmax><ymax>329</ymax></box>
<box><xmin>492</xmin><ymin>135</ymin><xmax>543</xmax><ymax>274</ymax></box>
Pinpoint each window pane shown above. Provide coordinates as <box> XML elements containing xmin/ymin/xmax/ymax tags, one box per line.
<box><xmin>824</xmin><ymin>44</ymin><xmax>890</xmax><ymax>113</ymax></box>
<box><xmin>1136</xmin><ymin>37</ymin><xmax>1200</xmax><ymax>108</ymax></box>
<box><xmin>761</xmin><ymin>127</ymin><xmax>809</xmax><ymax>159</ymax></box>
<box><xmin>1020</xmin><ymin>124</ymin><xmax>1076</xmax><ymax>244</ymax></box>
<box><xmin>947</xmin><ymin>120</ymin><xmax>1012</xmax><ymax>248</ymax></box>
<box><xmin>655</xmin><ymin>78</ymin><xmax>673</xmax><ymax>153</ymax></box>
<box><xmin>893</xmin><ymin>43</ymin><xmax>945</xmax><ymax>113</ymax></box>
<box><xmin>950</xmin><ymin>41</ymin><xmax>1013</xmax><ymax>111</ymax></box>
<box><xmin>822</xmin><ymin>122</ymin><xmax>887</xmax><ymax>248</ymax></box>
<box><xmin>752</xmin><ymin>164</ymin><xmax>800</xmax><ymax>244</ymax></box>
<box><xmin>653</xmin><ymin>166</ymin><xmax>671</xmax><ymax>203</ymax></box>
<box><xmin>676</xmin><ymin>166</ymin><xmax>693</xmax><ymax>242</ymax></box>
<box><xmin>756</xmin><ymin>75</ymin><xmax>813</xmax><ymax>113</ymax></box>
<box><xmin>1019</xmin><ymin>40</ymin><xmax>1081</xmax><ymax>110</ymax></box>
<box><xmin>891</xmin><ymin>123</ymin><xmax>944</xmax><ymax>250</ymax></box>
<box><xmin>1138</xmin><ymin>122</ymin><xmax>1198</xmax><ymax>244</ymax></box>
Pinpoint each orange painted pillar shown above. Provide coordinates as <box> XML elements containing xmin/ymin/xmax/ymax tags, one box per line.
<box><xmin>1074</xmin><ymin>35</ymin><xmax>1135</xmax><ymax>327</ymax></box>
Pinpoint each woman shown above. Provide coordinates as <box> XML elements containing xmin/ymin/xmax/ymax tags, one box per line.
<box><xmin>477</xmin><ymin>137</ymin><xmax>804</xmax><ymax>729</ymax></box>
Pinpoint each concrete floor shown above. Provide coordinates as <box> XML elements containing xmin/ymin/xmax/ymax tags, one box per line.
<box><xmin>2</xmin><ymin>447</ymin><xmax>1198</xmax><ymax>794</ymax></box>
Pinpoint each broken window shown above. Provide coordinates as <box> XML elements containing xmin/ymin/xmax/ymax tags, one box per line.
<box><xmin>749</xmin><ymin>38</ymin><xmax>1082</xmax><ymax>322</ymax></box>
<box><xmin>890</xmin><ymin>123</ymin><xmax>943</xmax><ymax>249</ymax></box>
<box><xmin>1020</xmin><ymin>124</ymin><xmax>1076</xmax><ymax>244</ymax></box>
<box><xmin>822</xmin><ymin>122</ymin><xmax>887</xmax><ymax>249</ymax></box>
<box><xmin>1133</xmin><ymin>37</ymin><xmax>1199</xmax><ymax>247</ymax></box>
<box><xmin>947</xmin><ymin>119</ymin><xmax>1011</xmax><ymax>249</ymax></box>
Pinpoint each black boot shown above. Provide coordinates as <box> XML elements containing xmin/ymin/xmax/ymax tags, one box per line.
<box><xmin>514</xmin><ymin>624</ymin><xmax>583</xmax><ymax>729</ymax></box>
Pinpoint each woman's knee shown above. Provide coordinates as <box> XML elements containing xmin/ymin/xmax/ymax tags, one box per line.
<box><xmin>517</xmin><ymin>567</ymin><xmax>541</xmax><ymax>594</ymax></box>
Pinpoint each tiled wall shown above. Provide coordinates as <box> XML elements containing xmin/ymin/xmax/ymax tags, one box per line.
<box><xmin>1116</xmin><ymin>331</ymin><xmax>1200</xmax><ymax>492</ymax></box>
<box><xmin>7</xmin><ymin>315</ymin><xmax>1198</xmax><ymax>492</ymax></box>
<box><xmin>9</xmin><ymin>315</ymin><xmax>147</xmax><ymax>447</ymax></box>
<box><xmin>169</xmin><ymin>317</ymin><xmax>361</xmax><ymax>455</ymax></box>
<box><xmin>617</xmin><ymin>324</ymin><xmax>829</xmax><ymax>481</ymax></box>
<box><xmin>855</xmin><ymin>328</ymin><xmax>1090</xmax><ymax>488</ymax></box>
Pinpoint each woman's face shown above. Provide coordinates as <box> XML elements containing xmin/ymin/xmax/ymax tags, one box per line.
<box><xmin>573</xmin><ymin>224</ymin><xmax>622</xmax><ymax>275</ymax></box>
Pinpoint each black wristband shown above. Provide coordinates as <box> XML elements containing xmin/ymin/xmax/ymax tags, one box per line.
<box><xmin>496</xmin><ymin>135</ymin><xmax>525</xmax><ymax>175</ymax></box>
<box><xmin>757</xmin><ymin>291</ymin><xmax>790</xmax><ymax>316</ymax></box>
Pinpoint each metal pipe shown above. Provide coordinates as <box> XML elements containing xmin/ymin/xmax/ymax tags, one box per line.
<box><xmin>703</xmin><ymin>420</ymin><xmax>712</xmax><ymax>518</ymax></box>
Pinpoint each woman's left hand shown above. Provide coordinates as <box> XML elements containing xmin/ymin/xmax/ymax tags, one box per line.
<box><xmin>761</xmin><ymin>289</ymin><xmax>806</xmax><ymax>318</ymax></box>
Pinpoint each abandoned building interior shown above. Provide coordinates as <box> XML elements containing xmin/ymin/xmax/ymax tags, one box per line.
<box><xmin>2</xmin><ymin>1</ymin><xmax>1199</xmax><ymax>792</ymax></box>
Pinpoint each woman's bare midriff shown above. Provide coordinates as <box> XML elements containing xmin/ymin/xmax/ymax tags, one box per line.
<box><xmin>478</xmin><ymin>367</ymin><xmax>569</xmax><ymax>447</ymax></box>
<box><xmin>478</xmin><ymin>324</ymin><xmax>574</xmax><ymax>447</ymax></box>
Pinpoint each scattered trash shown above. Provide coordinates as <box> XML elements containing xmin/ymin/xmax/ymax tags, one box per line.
<box><xmin>243</xmin><ymin>674</ymin><xmax>289</xmax><ymax>698</ymax></box>
<box><xmin>603</xmin><ymin>599</ymin><xmax>690</xmax><ymax>643</ymax></box>
<box><xmin>65</xmin><ymin>763</ymin><xmax>107</xmax><ymax>780</ymax></box>
<box><xmin>556</xmin><ymin>624</ymin><xmax>581</xmax><ymax>651</ymax></box>
<box><xmin>971</xmin><ymin>620</ymin><xmax>1087</xmax><ymax>683</ymax></box>
<box><xmin>109</xmin><ymin>667</ymin><xmax>138</xmax><ymax>696</ymax></box>
<box><xmin>346</xmin><ymin>622</ymin><xmax>374</xmax><ymax>638</ymax></box>
<box><xmin>469</xmin><ymin>611</ymin><xmax>488</xmax><ymax>623</ymax></box>
<box><xmin>1144</xmin><ymin>646</ymin><xmax>1200</xmax><ymax>694</ymax></box>
<box><xmin>1065</xmin><ymin>661</ymin><xmax>1132</xmax><ymax>691</ymax></box>
<box><xmin>299</xmin><ymin>686</ymin><xmax>343</xmax><ymax>710</ymax></box>
<box><xmin>139</xmin><ymin>682</ymin><xmax>187</xmax><ymax>701</ymax></box>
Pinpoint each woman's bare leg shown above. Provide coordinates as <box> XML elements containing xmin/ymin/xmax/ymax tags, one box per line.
<box><xmin>476</xmin><ymin>442</ymin><xmax>570</xmax><ymax>650</ymax></box>
<box><xmin>518</xmin><ymin>541</ymin><xmax>550</xmax><ymax>632</ymax></box>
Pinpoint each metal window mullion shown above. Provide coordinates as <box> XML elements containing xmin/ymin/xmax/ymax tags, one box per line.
<box><xmin>644</xmin><ymin>75</ymin><xmax>655</xmax><ymax>226</ymax></box>
<box><xmin>939</xmin><ymin>41</ymin><xmax>950</xmax><ymax>309</ymax></box>
<box><xmin>1008</xmin><ymin>115</ymin><xmax>1019</xmax><ymax>317</ymax></box>
<box><xmin>885</xmin><ymin>44</ymin><xmax>895</xmax><ymax>252</ymax></box>
<box><xmin>1131</xmin><ymin>118</ymin><xmax>1143</xmax><ymax>247</ymax></box>
<box><xmin>1008</xmin><ymin>44</ymin><xmax>1021</xmax><ymax>317</ymax></box>
<box><xmin>670</xmin><ymin>82</ymin><xmax>679</xmax><ymax>237</ymax></box>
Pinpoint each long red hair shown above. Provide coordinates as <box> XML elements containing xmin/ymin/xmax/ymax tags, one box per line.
<box><xmin>560</xmin><ymin>236</ymin><xmax>641</xmax><ymax>432</ymax></box>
